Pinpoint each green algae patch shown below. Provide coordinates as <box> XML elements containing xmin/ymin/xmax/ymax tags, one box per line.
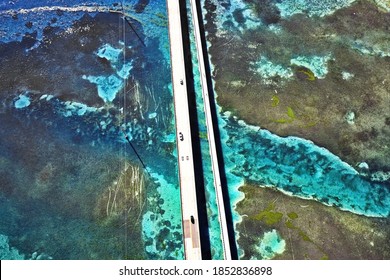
<box><xmin>199</xmin><ymin>131</ymin><xmax>208</xmax><ymax>140</ymax></box>
<box><xmin>297</xmin><ymin>68</ymin><xmax>316</xmax><ymax>81</ymax></box>
<box><xmin>150</xmin><ymin>12</ymin><xmax>168</xmax><ymax>27</ymax></box>
<box><xmin>236</xmin><ymin>186</ymin><xmax>390</xmax><ymax>260</ymax></box>
<box><xmin>272</xmin><ymin>106</ymin><xmax>296</xmax><ymax>124</ymax></box>
<box><xmin>271</xmin><ymin>95</ymin><xmax>280</xmax><ymax>107</ymax></box>
<box><xmin>287</xmin><ymin>212</ymin><xmax>298</xmax><ymax>219</ymax></box>
<box><xmin>287</xmin><ymin>107</ymin><xmax>296</xmax><ymax>119</ymax></box>
<box><xmin>252</xmin><ymin>202</ymin><xmax>284</xmax><ymax>225</ymax></box>
<box><xmin>156</xmin><ymin>12</ymin><xmax>167</xmax><ymax>19</ymax></box>
<box><xmin>285</xmin><ymin>219</ymin><xmax>295</xmax><ymax>229</ymax></box>
<box><xmin>299</xmin><ymin>230</ymin><xmax>312</xmax><ymax>242</ymax></box>
<box><xmin>274</xmin><ymin>118</ymin><xmax>290</xmax><ymax>124</ymax></box>
<box><xmin>321</xmin><ymin>254</ymin><xmax>330</xmax><ymax>260</ymax></box>
<box><xmin>285</xmin><ymin>218</ymin><xmax>312</xmax><ymax>242</ymax></box>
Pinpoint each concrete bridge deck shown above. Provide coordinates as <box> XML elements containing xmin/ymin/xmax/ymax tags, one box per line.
<box><xmin>166</xmin><ymin>0</ymin><xmax>232</xmax><ymax>260</ymax></box>
<box><xmin>166</xmin><ymin>0</ymin><xmax>202</xmax><ymax>260</ymax></box>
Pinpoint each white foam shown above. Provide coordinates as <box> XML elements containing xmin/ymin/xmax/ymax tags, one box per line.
<box><xmin>276</xmin><ymin>0</ymin><xmax>357</xmax><ymax>18</ymax></box>
<box><xmin>252</xmin><ymin>56</ymin><xmax>294</xmax><ymax>83</ymax></box>
<box><xmin>148</xmin><ymin>112</ymin><xmax>157</xmax><ymax>119</ymax></box>
<box><xmin>0</xmin><ymin>5</ymin><xmax>113</xmax><ymax>16</ymax></box>
<box><xmin>290</xmin><ymin>54</ymin><xmax>332</xmax><ymax>79</ymax></box>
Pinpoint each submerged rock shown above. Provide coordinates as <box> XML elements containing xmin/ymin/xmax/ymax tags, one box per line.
<box><xmin>344</xmin><ymin>111</ymin><xmax>355</xmax><ymax>125</ymax></box>
<box><xmin>14</xmin><ymin>94</ymin><xmax>30</xmax><ymax>109</ymax></box>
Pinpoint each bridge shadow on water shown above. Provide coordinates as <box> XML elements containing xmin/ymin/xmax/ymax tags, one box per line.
<box><xmin>179</xmin><ymin>0</ymin><xmax>238</xmax><ymax>260</ymax></box>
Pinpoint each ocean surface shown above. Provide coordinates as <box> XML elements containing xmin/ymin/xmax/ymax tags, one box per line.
<box><xmin>0</xmin><ymin>0</ymin><xmax>184</xmax><ymax>260</ymax></box>
<box><xmin>199</xmin><ymin>0</ymin><xmax>390</xmax><ymax>259</ymax></box>
<box><xmin>1</xmin><ymin>0</ymin><xmax>389</xmax><ymax>260</ymax></box>
<box><xmin>201</xmin><ymin>0</ymin><xmax>390</xmax><ymax>210</ymax></box>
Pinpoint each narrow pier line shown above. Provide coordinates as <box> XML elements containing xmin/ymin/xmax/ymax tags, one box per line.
<box><xmin>188</xmin><ymin>0</ymin><xmax>232</xmax><ymax>260</ymax></box>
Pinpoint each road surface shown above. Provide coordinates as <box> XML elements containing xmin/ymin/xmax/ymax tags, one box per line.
<box><xmin>166</xmin><ymin>0</ymin><xmax>202</xmax><ymax>260</ymax></box>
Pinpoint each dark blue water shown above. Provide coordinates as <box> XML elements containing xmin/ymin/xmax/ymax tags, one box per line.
<box><xmin>0</xmin><ymin>0</ymin><xmax>184</xmax><ymax>259</ymax></box>
<box><xmin>1</xmin><ymin>0</ymin><xmax>389</xmax><ymax>260</ymax></box>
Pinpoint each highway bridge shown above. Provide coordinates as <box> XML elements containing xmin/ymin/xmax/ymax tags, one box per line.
<box><xmin>166</xmin><ymin>0</ymin><xmax>233</xmax><ymax>260</ymax></box>
<box><xmin>166</xmin><ymin>0</ymin><xmax>202</xmax><ymax>260</ymax></box>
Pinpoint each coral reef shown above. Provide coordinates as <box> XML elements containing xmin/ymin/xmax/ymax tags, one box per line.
<box><xmin>257</xmin><ymin>229</ymin><xmax>286</xmax><ymax>259</ymax></box>
<box><xmin>203</xmin><ymin>0</ymin><xmax>390</xmax><ymax>259</ymax></box>
<box><xmin>204</xmin><ymin>0</ymin><xmax>390</xmax><ymax>177</ymax></box>
<box><xmin>0</xmin><ymin>0</ymin><xmax>182</xmax><ymax>260</ymax></box>
<box><xmin>275</xmin><ymin>0</ymin><xmax>357</xmax><ymax>18</ymax></box>
<box><xmin>237</xmin><ymin>185</ymin><xmax>390</xmax><ymax>259</ymax></box>
<box><xmin>0</xmin><ymin>234</ymin><xmax>24</xmax><ymax>260</ymax></box>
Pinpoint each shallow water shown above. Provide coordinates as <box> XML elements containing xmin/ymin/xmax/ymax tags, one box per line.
<box><xmin>0</xmin><ymin>0</ymin><xmax>182</xmax><ymax>259</ymax></box>
<box><xmin>200</xmin><ymin>0</ymin><xmax>390</xmax><ymax>259</ymax></box>
<box><xmin>1</xmin><ymin>0</ymin><xmax>389</xmax><ymax>260</ymax></box>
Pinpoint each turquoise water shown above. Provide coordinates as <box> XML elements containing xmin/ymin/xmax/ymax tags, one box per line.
<box><xmin>221</xmin><ymin>114</ymin><xmax>390</xmax><ymax>217</ymax></box>
<box><xmin>186</xmin><ymin>2</ymin><xmax>224</xmax><ymax>259</ymax></box>
<box><xmin>1</xmin><ymin>0</ymin><xmax>389</xmax><ymax>260</ymax></box>
<box><xmin>200</xmin><ymin>0</ymin><xmax>390</xmax><ymax>218</ymax></box>
<box><xmin>257</xmin><ymin>229</ymin><xmax>286</xmax><ymax>260</ymax></box>
<box><xmin>0</xmin><ymin>0</ymin><xmax>183</xmax><ymax>259</ymax></box>
<box><xmin>141</xmin><ymin>171</ymin><xmax>184</xmax><ymax>260</ymax></box>
<box><xmin>200</xmin><ymin>0</ymin><xmax>390</xmax><ymax>257</ymax></box>
<box><xmin>14</xmin><ymin>94</ymin><xmax>31</xmax><ymax>109</ymax></box>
